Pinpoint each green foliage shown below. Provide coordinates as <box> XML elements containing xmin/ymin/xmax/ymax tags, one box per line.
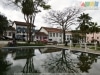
<box><xmin>0</xmin><ymin>50</ymin><xmax>11</xmax><ymax>75</ymax></box>
<box><xmin>16</xmin><ymin>43</ymin><xmax>45</xmax><ymax>46</ymax></box>
<box><xmin>77</xmin><ymin>13</ymin><xmax>92</xmax><ymax>34</ymax></box>
<box><xmin>22</xmin><ymin>0</ymin><xmax>34</xmax><ymax>16</ymax></box>
<box><xmin>90</xmin><ymin>47</ymin><xmax>100</xmax><ymax>50</ymax></box>
<box><xmin>0</xmin><ymin>13</ymin><xmax>8</xmax><ymax>36</ymax></box>
<box><xmin>89</xmin><ymin>22</ymin><xmax>100</xmax><ymax>40</ymax></box>
<box><xmin>71</xmin><ymin>30</ymin><xmax>81</xmax><ymax>42</ymax></box>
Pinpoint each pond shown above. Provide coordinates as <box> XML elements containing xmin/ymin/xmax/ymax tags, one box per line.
<box><xmin>0</xmin><ymin>47</ymin><xmax>100</xmax><ymax>75</ymax></box>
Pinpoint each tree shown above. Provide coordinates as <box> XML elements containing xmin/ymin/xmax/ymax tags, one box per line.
<box><xmin>89</xmin><ymin>22</ymin><xmax>100</xmax><ymax>41</ymax></box>
<box><xmin>44</xmin><ymin>7</ymin><xmax>81</xmax><ymax>43</ymax></box>
<box><xmin>77</xmin><ymin>13</ymin><xmax>92</xmax><ymax>42</ymax></box>
<box><xmin>0</xmin><ymin>50</ymin><xmax>11</xmax><ymax>75</ymax></box>
<box><xmin>77</xmin><ymin>53</ymin><xmax>98</xmax><ymax>73</ymax></box>
<box><xmin>11</xmin><ymin>0</ymin><xmax>50</xmax><ymax>43</ymax></box>
<box><xmin>0</xmin><ymin>13</ymin><xmax>8</xmax><ymax>36</ymax></box>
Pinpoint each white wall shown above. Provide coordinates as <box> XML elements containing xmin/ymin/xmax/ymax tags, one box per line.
<box><xmin>40</xmin><ymin>28</ymin><xmax>48</xmax><ymax>34</ymax></box>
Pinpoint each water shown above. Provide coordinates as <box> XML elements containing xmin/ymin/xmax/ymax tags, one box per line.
<box><xmin>0</xmin><ymin>48</ymin><xmax>100</xmax><ymax>75</ymax></box>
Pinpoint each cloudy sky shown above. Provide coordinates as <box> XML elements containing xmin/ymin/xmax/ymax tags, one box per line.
<box><xmin>0</xmin><ymin>0</ymin><xmax>100</xmax><ymax>29</ymax></box>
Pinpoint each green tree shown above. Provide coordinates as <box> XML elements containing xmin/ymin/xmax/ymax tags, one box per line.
<box><xmin>77</xmin><ymin>13</ymin><xmax>92</xmax><ymax>42</ymax></box>
<box><xmin>0</xmin><ymin>13</ymin><xmax>8</xmax><ymax>36</ymax></box>
<box><xmin>0</xmin><ymin>50</ymin><xmax>11</xmax><ymax>75</ymax></box>
<box><xmin>14</xmin><ymin>0</ymin><xmax>50</xmax><ymax>43</ymax></box>
<box><xmin>77</xmin><ymin>53</ymin><xmax>98</xmax><ymax>73</ymax></box>
<box><xmin>71</xmin><ymin>30</ymin><xmax>81</xmax><ymax>47</ymax></box>
<box><xmin>89</xmin><ymin>22</ymin><xmax>100</xmax><ymax>41</ymax></box>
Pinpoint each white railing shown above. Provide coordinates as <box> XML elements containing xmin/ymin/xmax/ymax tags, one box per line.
<box><xmin>69</xmin><ymin>41</ymin><xmax>97</xmax><ymax>51</ymax></box>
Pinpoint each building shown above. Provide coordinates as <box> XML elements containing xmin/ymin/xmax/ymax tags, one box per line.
<box><xmin>34</xmin><ymin>30</ymin><xmax>48</xmax><ymax>41</ymax></box>
<box><xmin>39</xmin><ymin>27</ymin><xmax>72</xmax><ymax>43</ymax></box>
<box><xmin>4</xmin><ymin>26</ymin><xmax>15</xmax><ymax>39</ymax></box>
<box><xmin>86</xmin><ymin>33</ymin><xmax>100</xmax><ymax>43</ymax></box>
<box><xmin>12</xmin><ymin>21</ymin><xmax>35</xmax><ymax>41</ymax></box>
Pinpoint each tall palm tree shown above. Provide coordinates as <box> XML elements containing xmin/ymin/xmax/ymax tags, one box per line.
<box><xmin>14</xmin><ymin>0</ymin><xmax>50</xmax><ymax>43</ymax></box>
<box><xmin>77</xmin><ymin>13</ymin><xmax>92</xmax><ymax>42</ymax></box>
<box><xmin>89</xmin><ymin>22</ymin><xmax>100</xmax><ymax>41</ymax></box>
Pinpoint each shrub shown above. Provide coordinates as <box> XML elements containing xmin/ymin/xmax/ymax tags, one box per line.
<box><xmin>53</xmin><ymin>41</ymin><xmax>58</xmax><ymax>45</ymax></box>
<box><xmin>16</xmin><ymin>43</ymin><xmax>45</xmax><ymax>46</ymax></box>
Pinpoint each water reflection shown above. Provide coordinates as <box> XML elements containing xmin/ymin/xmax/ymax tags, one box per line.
<box><xmin>22</xmin><ymin>49</ymin><xmax>39</xmax><ymax>73</ymax></box>
<box><xmin>43</xmin><ymin>49</ymin><xmax>80</xmax><ymax>74</ymax></box>
<box><xmin>77</xmin><ymin>52</ymin><xmax>98</xmax><ymax>73</ymax></box>
<box><xmin>1</xmin><ymin>47</ymin><xmax>100</xmax><ymax>74</ymax></box>
<box><xmin>0</xmin><ymin>50</ymin><xmax>12</xmax><ymax>75</ymax></box>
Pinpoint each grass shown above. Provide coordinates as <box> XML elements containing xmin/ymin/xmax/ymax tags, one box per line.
<box><xmin>90</xmin><ymin>46</ymin><xmax>100</xmax><ymax>50</ymax></box>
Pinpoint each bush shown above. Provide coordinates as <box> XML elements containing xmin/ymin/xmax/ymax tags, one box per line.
<box><xmin>16</xmin><ymin>43</ymin><xmax>45</xmax><ymax>46</ymax></box>
<box><xmin>35</xmin><ymin>40</ymin><xmax>48</xmax><ymax>45</ymax></box>
<box><xmin>53</xmin><ymin>41</ymin><xmax>58</xmax><ymax>45</ymax></box>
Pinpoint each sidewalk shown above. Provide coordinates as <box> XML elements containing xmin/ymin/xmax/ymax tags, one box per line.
<box><xmin>54</xmin><ymin>45</ymin><xmax>100</xmax><ymax>55</ymax></box>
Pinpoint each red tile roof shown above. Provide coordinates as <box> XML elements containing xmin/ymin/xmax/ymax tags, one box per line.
<box><xmin>13</xmin><ymin>21</ymin><xmax>35</xmax><ymax>27</ymax></box>
<box><xmin>35</xmin><ymin>32</ymin><xmax>48</xmax><ymax>36</ymax></box>
<box><xmin>41</xmin><ymin>27</ymin><xmax>62</xmax><ymax>33</ymax></box>
<box><xmin>6</xmin><ymin>26</ymin><xmax>15</xmax><ymax>31</ymax></box>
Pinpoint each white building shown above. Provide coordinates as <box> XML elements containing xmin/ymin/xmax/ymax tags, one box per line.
<box><xmin>34</xmin><ymin>31</ymin><xmax>48</xmax><ymax>41</ymax></box>
<box><xmin>4</xmin><ymin>26</ymin><xmax>15</xmax><ymax>39</ymax></box>
<box><xmin>12</xmin><ymin>21</ymin><xmax>35</xmax><ymax>41</ymax></box>
<box><xmin>39</xmin><ymin>27</ymin><xmax>72</xmax><ymax>43</ymax></box>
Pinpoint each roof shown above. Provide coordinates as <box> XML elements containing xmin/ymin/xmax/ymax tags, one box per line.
<box><xmin>13</xmin><ymin>21</ymin><xmax>35</xmax><ymax>27</ymax></box>
<box><xmin>6</xmin><ymin>26</ymin><xmax>15</xmax><ymax>31</ymax></box>
<box><xmin>35</xmin><ymin>32</ymin><xmax>48</xmax><ymax>36</ymax></box>
<box><xmin>41</xmin><ymin>27</ymin><xmax>62</xmax><ymax>33</ymax></box>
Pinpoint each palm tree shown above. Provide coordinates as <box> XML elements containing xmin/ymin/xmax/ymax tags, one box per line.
<box><xmin>77</xmin><ymin>13</ymin><xmax>92</xmax><ymax>42</ymax></box>
<box><xmin>89</xmin><ymin>22</ymin><xmax>100</xmax><ymax>42</ymax></box>
<box><xmin>14</xmin><ymin>0</ymin><xmax>50</xmax><ymax>43</ymax></box>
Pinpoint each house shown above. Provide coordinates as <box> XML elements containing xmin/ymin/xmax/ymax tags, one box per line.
<box><xmin>86</xmin><ymin>33</ymin><xmax>100</xmax><ymax>43</ymax></box>
<box><xmin>12</xmin><ymin>21</ymin><xmax>35</xmax><ymax>41</ymax></box>
<box><xmin>39</xmin><ymin>27</ymin><xmax>72</xmax><ymax>43</ymax></box>
<box><xmin>34</xmin><ymin>30</ymin><xmax>48</xmax><ymax>41</ymax></box>
<box><xmin>4</xmin><ymin>26</ymin><xmax>15</xmax><ymax>39</ymax></box>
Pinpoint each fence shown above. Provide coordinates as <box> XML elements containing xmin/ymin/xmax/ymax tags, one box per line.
<box><xmin>69</xmin><ymin>41</ymin><xmax>97</xmax><ymax>51</ymax></box>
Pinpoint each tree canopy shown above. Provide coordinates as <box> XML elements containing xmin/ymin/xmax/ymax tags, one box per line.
<box><xmin>77</xmin><ymin>13</ymin><xmax>92</xmax><ymax>34</ymax></box>
<box><xmin>0</xmin><ymin>13</ymin><xmax>8</xmax><ymax>36</ymax></box>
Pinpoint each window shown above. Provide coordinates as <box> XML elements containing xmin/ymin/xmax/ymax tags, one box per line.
<box><xmin>37</xmin><ymin>36</ymin><xmax>38</xmax><ymax>39</ymax></box>
<box><xmin>9</xmin><ymin>32</ymin><xmax>11</xmax><ymax>36</ymax></box>
<box><xmin>17</xmin><ymin>27</ymin><xmax>21</xmax><ymax>33</ymax></box>
<box><xmin>60</xmin><ymin>33</ymin><xmax>62</xmax><ymax>37</ymax></box>
<box><xmin>97</xmin><ymin>37</ymin><xmax>99</xmax><ymax>39</ymax></box>
<box><xmin>67</xmin><ymin>38</ymin><xmax>70</xmax><ymax>41</ymax></box>
<box><xmin>49</xmin><ymin>33</ymin><xmax>52</xmax><ymax>37</ymax></box>
<box><xmin>53</xmin><ymin>33</ymin><xmax>55</xmax><ymax>37</ymax></box>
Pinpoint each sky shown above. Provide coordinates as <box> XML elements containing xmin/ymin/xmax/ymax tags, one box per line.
<box><xmin>0</xmin><ymin>0</ymin><xmax>100</xmax><ymax>30</ymax></box>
